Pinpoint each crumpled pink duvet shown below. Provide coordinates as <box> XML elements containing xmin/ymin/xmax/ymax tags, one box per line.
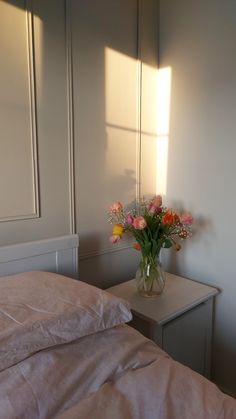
<box><xmin>0</xmin><ymin>324</ymin><xmax>235</xmax><ymax>419</ymax></box>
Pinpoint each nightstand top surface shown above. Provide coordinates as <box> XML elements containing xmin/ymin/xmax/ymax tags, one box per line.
<box><xmin>108</xmin><ymin>273</ymin><xmax>219</xmax><ymax>325</ymax></box>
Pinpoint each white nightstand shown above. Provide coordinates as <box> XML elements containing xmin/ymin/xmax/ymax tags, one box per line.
<box><xmin>108</xmin><ymin>273</ymin><xmax>219</xmax><ymax>378</ymax></box>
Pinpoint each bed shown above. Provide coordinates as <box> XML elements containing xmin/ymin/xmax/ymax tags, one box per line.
<box><xmin>0</xmin><ymin>235</ymin><xmax>235</xmax><ymax>419</ymax></box>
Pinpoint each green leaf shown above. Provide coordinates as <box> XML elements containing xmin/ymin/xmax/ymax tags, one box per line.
<box><xmin>153</xmin><ymin>226</ymin><xmax>160</xmax><ymax>241</ymax></box>
<box><xmin>144</xmin><ymin>241</ymin><xmax>152</xmax><ymax>252</ymax></box>
<box><xmin>162</xmin><ymin>239</ymin><xmax>172</xmax><ymax>248</ymax></box>
<box><xmin>143</xmin><ymin>230</ymin><xmax>150</xmax><ymax>242</ymax></box>
<box><xmin>141</xmin><ymin>241</ymin><xmax>152</xmax><ymax>257</ymax></box>
<box><xmin>151</xmin><ymin>239</ymin><xmax>158</xmax><ymax>256</ymax></box>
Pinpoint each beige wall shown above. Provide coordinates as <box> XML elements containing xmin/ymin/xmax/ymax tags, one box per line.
<box><xmin>71</xmin><ymin>0</ymin><xmax>158</xmax><ymax>287</ymax></box>
<box><xmin>159</xmin><ymin>0</ymin><xmax>236</xmax><ymax>396</ymax></box>
<box><xmin>0</xmin><ymin>0</ymin><xmax>158</xmax><ymax>287</ymax></box>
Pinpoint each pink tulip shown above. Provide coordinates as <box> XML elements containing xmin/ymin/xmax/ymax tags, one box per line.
<box><xmin>109</xmin><ymin>235</ymin><xmax>121</xmax><ymax>244</ymax></box>
<box><xmin>180</xmin><ymin>212</ymin><xmax>193</xmax><ymax>225</ymax></box>
<box><xmin>147</xmin><ymin>195</ymin><xmax>162</xmax><ymax>214</ymax></box>
<box><xmin>133</xmin><ymin>216</ymin><xmax>147</xmax><ymax>230</ymax></box>
<box><xmin>152</xmin><ymin>195</ymin><xmax>162</xmax><ymax>207</ymax></box>
<box><xmin>127</xmin><ymin>214</ymin><xmax>134</xmax><ymax>225</ymax></box>
<box><xmin>110</xmin><ymin>202</ymin><xmax>123</xmax><ymax>212</ymax></box>
<box><xmin>147</xmin><ymin>203</ymin><xmax>157</xmax><ymax>214</ymax></box>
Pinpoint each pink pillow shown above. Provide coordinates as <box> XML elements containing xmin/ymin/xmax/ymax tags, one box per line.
<box><xmin>0</xmin><ymin>271</ymin><xmax>132</xmax><ymax>371</ymax></box>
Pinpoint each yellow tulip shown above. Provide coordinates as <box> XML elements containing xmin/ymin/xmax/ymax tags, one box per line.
<box><xmin>112</xmin><ymin>224</ymin><xmax>124</xmax><ymax>237</ymax></box>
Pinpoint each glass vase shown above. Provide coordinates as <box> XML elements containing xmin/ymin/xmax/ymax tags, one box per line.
<box><xmin>135</xmin><ymin>254</ymin><xmax>165</xmax><ymax>297</ymax></box>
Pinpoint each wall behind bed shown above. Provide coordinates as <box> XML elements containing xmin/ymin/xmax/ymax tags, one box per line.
<box><xmin>159</xmin><ymin>0</ymin><xmax>236</xmax><ymax>397</ymax></box>
<box><xmin>0</xmin><ymin>0</ymin><xmax>158</xmax><ymax>287</ymax></box>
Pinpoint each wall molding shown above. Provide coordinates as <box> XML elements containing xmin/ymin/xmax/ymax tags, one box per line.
<box><xmin>79</xmin><ymin>244</ymin><xmax>133</xmax><ymax>261</ymax></box>
<box><xmin>66</xmin><ymin>0</ymin><xmax>76</xmax><ymax>234</ymax></box>
<box><xmin>136</xmin><ymin>0</ymin><xmax>142</xmax><ymax>202</ymax></box>
<box><xmin>0</xmin><ymin>0</ymin><xmax>40</xmax><ymax>223</ymax></box>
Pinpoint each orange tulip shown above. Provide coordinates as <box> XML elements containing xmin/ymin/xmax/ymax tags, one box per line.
<box><xmin>133</xmin><ymin>242</ymin><xmax>141</xmax><ymax>251</ymax></box>
<box><xmin>162</xmin><ymin>209</ymin><xmax>179</xmax><ymax>225</ymax></box>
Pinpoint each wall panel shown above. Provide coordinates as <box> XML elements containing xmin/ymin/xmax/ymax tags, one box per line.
<box><xmin>0</xmin><ymin>0</ymin><xmax>39</xmax><ymax>221</ymax></box>
<box><xmin>0</xmin><ymin>0</ymin><xmax>72</xmax><ymax>245</ymax></box>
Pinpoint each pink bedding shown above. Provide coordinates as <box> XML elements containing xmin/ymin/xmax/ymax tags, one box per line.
<box><xmin>0</xmin><ymin>271</ymin><xmax>131</xmax><ymax>371</ymax></box>
<box><xmin>0</xmin><ymin>272</ymin><xmax>235</xmax><ymax>419</ymax></box>
<box><xmin>0</xmin><ymin>324</ymin><xmax>235</xmax><ymax>419</ymax></box>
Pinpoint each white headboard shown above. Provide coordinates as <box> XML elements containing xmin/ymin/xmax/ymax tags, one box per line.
<box><xmin>0</xmin><ymin>235</ymin><xmax>79</xmax><ymax>278</ymax></box>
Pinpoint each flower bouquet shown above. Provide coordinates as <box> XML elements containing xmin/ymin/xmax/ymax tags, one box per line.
<box><xmin>108</xmin><ymin>196</ymin><xmax>193</xmax><ymax>297</ymax></box>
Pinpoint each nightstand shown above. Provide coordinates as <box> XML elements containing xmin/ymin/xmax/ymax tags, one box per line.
<box><xmin>107</xmin><ymin>273</ymin><xmax>219</xmax><ymax>378</ymax></box>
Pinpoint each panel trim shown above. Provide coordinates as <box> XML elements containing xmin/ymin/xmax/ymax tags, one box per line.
<box><xmin>0</xmin><ymin>234</ymin><xmax>79</xmax><ymax>278</ymax></box>
<box><xmin>136</xmin><ymin>0</ymin><xmax>142</xmax><ymax>202</ymax></box>
<box><xmin>66</xmin><ymin>0</ymin><xmax>76</xmax><ymax>234</ymax></box>
<box><xmin>79</xmin><ymin>244</ymin><xmax>133</xmax><ymax>261</ymax></box>
<box><xmin>26</xmin><ymin>0</ymin><xmax>40</xmax><ymax>219</ymax></box>
<box><xmin>0</xmin><ymin>0</ymin><xmax>40</xmax><ymax>223</ymax></box>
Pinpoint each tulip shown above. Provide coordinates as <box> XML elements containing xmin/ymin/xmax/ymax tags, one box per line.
<box><xmin>109</xmin><ymin>235</ymin><xmax>121</xmax><ymax>244</ymax></box>
<box><xmin>180</xmin><ymin>212</ymin><xmax>193</xmax><ymax>225</ymax></box>
<box><xmin>148</xmin><ymin>195</ymin><xmax>162</xmax><ymax>214</ymax></box>
<box><xmin>133</xmin><ymin>216</ymin><xmax>147</xmax><ymax>230</ymax></box>
<box><xmin>127</xmin><ymin>214</ymin><xmax>134</xmax><ymax>225</ymax></box>
<box><xmin>152</xmin><ymin>195</ymin><xmax>162</xmax><ymax>207</ymax></box>
<box><xmin>162</xmin><ymin>209</ymin><xmax>179</xmax><ymax>225</ymax></box>
<box><xmin>110</xmin><ymin>202</ymin><xmax>123</xmax><ymax>213</ymax></box>
<box><xmin>112</xmin><ymin>223</ymin><xmax>124</xmax><ymax>236</ymax></box>
<box><xmin>162</xmin><ymin>210</ymin><xmax>175</xmax><ymax>225</ymax></box>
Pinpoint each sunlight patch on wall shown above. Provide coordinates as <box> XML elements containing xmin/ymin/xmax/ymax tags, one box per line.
<box><xmin>105</xmin><ymin>47</ymin><xmax>138</xmax><ymax>130</ymax></box>
<box><xmin>139</xmin><ymin>61</ymin><xmax>158</xmax><ymax>198</ymax></box>
<box><xmin>0</xmin><ymin>1</ymin><xmax>25</xmax><ymax>64</ymax></box>
<box><xmin>104</xmin><ymin>49</ymin><xmax>172</xmax><ymax>201</ymax></box>
<box><xmin>141</xmin><ymin>62</ymin><xmax>158</xmax><ymax>135</ymax></box>
<box><xmin>104</xmin><ymin>47</ymin><xmax>138</xmax><ymax>203</ymax></box>
<box><xmin>156</xmin><ymin>67</ymin><xmax>172</xmax><ymax>196</ymax></box>
<box><xmin>156</xmin><ymin>135</ymin><xmax>169</xmax><ymax>196</ymax></box>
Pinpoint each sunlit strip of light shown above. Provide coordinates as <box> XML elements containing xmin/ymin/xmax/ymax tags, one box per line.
<box><xmin>156</xmin><ymin>67</ymin><xmax>172</xmax><ymax>195</ymax></box>
<box><xmin>156</xmin><ymin>135</ymin><xmax>169</xmax><ymax>195</ymax></box>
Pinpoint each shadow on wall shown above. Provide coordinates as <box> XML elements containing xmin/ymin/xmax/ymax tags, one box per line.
<box><xmin>163</xmin><ymin>211</ymin><xmax>213</xmax><ymax>277</ymax></box>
